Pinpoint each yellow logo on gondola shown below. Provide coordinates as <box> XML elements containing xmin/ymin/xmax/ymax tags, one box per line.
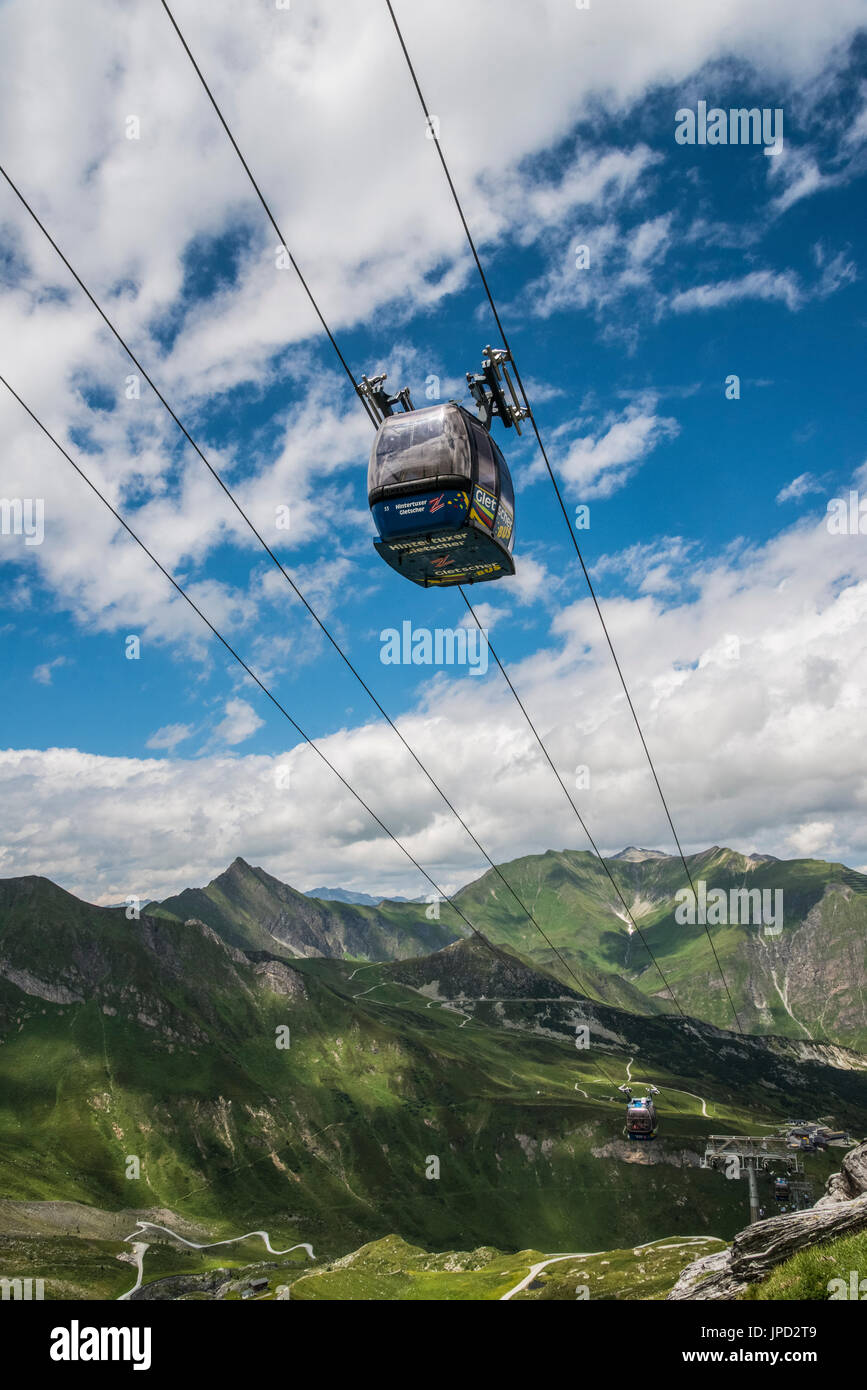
<box><xmin>429</xmin><ymin>561</ymin><xmax>501</xmax><ymax>584</ymax></box>
<box><xmin>470</xmin><ymin>485</ymin><xmax>496</xmax><ymax>530</ymax></box>
<box><xmin>495</xmin><ymin>501</ymin><xmax>514</xmax><ymax>542</ymax></box>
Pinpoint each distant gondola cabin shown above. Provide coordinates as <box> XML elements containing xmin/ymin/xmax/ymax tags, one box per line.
<box><xmin>625</xmin><ymin>1096</ymin><xmax>659</xmax><ymax>1140</ymax></box>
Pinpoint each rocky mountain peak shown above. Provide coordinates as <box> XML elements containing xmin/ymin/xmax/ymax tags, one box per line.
<box><xmin>610</xmin><ymin>847</ymin><xmax>671</xmax><ymax>863</ymax></box>
<box><xmin>221</xmin><ymin>856</ymin><xmax>257</xmax><ymax>880</ymax></box>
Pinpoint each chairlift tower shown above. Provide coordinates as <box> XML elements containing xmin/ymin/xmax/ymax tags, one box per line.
<box><xmin>701</xmin><ymin>1135</ymin><xmax>805</xmax><ymax>1225</ymax></box>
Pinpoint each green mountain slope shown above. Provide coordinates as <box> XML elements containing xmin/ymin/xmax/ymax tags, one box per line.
<box><xmin>429</xmin><ymin>847</ymin><xmax>867</xmax><ymax>1049</ymax></box>
<box><xmin>148</xmin><ymin>846</ymin><xmax>867</xmax><ymax>1049</ymax></box>
<box><xmin>1</xmin><ymin>871</ymin><xmax>866</xmax><ymax>1301</ymax></box>
<box><xmin>151</xmin><ymin>857</ymin><xmax>456</xmax><ymax>960</ymax></box>
<box><xmin>285</xmin><ymin>1232</ymin><xmax>729</xmax><ymax>1301</ymax></box>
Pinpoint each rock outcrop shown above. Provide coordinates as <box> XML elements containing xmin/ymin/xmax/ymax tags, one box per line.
<box><xmin>667</xmin><ymin>1248</ymin><xmax>748</xmax><ymax>1300</ymax></box>
<box><xmin>668</xmin><ymin>1141</ymin><xmax>867</xmax><ymax>1300</ymax></box>
<box><xmin>815</xmin><ymin>1140</ymin><xmax>867</xmax><ymax>1205</ymax></box>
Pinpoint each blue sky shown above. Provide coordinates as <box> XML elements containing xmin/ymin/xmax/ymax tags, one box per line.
<box><xmin>1</xmin><ymin>0</ymin><xmax>867</xmax><ymax>901</ymax></box>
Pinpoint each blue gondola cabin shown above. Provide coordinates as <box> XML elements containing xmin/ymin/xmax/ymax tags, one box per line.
<box><xmin>368</xmin><ymin>402</ymin><xmax>516</xmax><ymax>587</ymax></box>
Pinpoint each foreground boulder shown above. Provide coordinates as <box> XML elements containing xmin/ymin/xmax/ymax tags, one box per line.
<box><xmin>668</xmin><ymin>1142</ymin><xmax>867</xmax><ymax>1300</ymax></box>
<box><xmin>815</xmin><ymin>1140</ymin><xmax>867</xmax><ymax>1206</ymax></box>
<box><xmin>666</xmin><ymin>1248</ymin><xmax>747</xmax><ymax>1301</ymax></box>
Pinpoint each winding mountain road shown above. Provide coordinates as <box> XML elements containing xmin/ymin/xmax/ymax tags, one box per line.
<box><xmin>116</xmin><ymin>1222</ymin><xmax>314</xmax><ymax>1300</ymax></box>
<box><xmin>499</xmin><ymin>1236</ymin><xmax>722</xmax><ymax>1301</ymax></box>
<box><xmin>500</xmin><ymin>1252</ymin><xmax>602</xmax><ymax>1300</ymax></box>
<box><xmin>666</xmin><ymin>1087</ymin><xmax>710</xmax><ymax>1117</ymax></box>
<box><xmin>117</xmin><ymin>1242</ymin><xmax>148</xmax><ymax>1302</ymax></box>
<box><xmin>622</xmin><ymin>1061</ymin><xmax>710</xmax><ymax>1116</ymax></box>
<box><xmin>348</xmin><ymin>963</ymin><xmax>380</xmax><ymax>981</ymax></box>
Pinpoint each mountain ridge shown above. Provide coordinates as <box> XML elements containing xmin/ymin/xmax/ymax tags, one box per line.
<box><xmin>4</xmin><ymin>839</ymin><xmax>865</xmax><ymax>1048</ymax></box>
<box><xmin>151</xmin><ymin>856</ymin><xmax>456</xmax><ymax>961</ymax></box>
<box><xmin>304</xmin><ymin>886</ymin><xmax>419</xmax><ymax>906</ymax></box>
<box><xmin>1</xmin><ymin>869</ymin><xmax>866</xmax><ymax>1299</ymax></box>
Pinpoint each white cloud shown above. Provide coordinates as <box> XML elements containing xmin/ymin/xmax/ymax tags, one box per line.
<box><xmin>7</xmin><ymin>498</ymin><xmax>867</xmax><ymax>900</ymax></box>
<box><xmin>593</xmin><ymin>538</ymin><xmax>697</xmax><ymax>595</ymax></box>
<box><xmin>814</xmin><ymin>248</ymin><xmax>858</xmax><ymax>298</ymax></box>
<box><xmin>787</xmin><ymin>820</ymin><xmax>835</xmax><ymax>857</ymax></box>
<box><xmin>776</xmin><ymin>472</ymin><xmax>822</xmax><ymax>504</ymax></box>
<box><xmin>145</xmin><ymin>722</ymin><xmax>194</xmax><ymax>751</ymax></box>
<box><xmin>32</xmin><ymin>656</ymin><xmax>67</xmax><ymax>685</ymax></box>
<box><xmin>458</xmin><ymin>602</ymin><xmax>499</xmax><ymax>635</ymax></box>
<box><xmin>213</xmin><ymin>697</ymin><xmax>264</xmax><ymax>746</ymax></box>
<box><xmin>768</xmin><ymin>149</ymin><xmax>832</xmax><ymax>215</ymax></box>
<box><xmin>627</xmin><ymin>214</ymin><xmax>673</xmax><ymax>267</ymax></box>
<box><xmin>671</xmin><ymin>252</ymin><xmax>855</xmax><ymax>317</ymax></box>
<box><xmin>545</xmin><ymin>395</ymin><xmax>679</xmax><ymax>499</ymax></box>
<box><xmin>765</xmin><ymin>105</ymin><xmax>867</xmax><ymax>217</ymax></box>
<box><xmin>509</xmin><ymin>553</ymin><xmax>560</xmax><ymax>606</ymax></box>
<box><xmin>843</xmin><ymin>88</ymin><xmax>867</xmax><ymax>148</ymax></box>
<box><xmin>506</xmin><ymin>146</ymin><xmax>660</xmax><ymax>247</ymax></box>
<box><xmin>671</xmin><ymin>269</ymin><xmax>803</xmax><ymax>314</ymax></box>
